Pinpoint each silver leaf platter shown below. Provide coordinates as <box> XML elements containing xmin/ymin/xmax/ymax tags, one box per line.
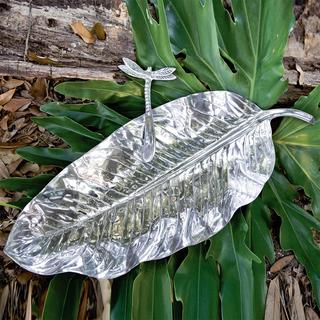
<box><xmin>4</xmin><ymin>90</ymin><xmax>313</xmax><ymax>279</ymax></box>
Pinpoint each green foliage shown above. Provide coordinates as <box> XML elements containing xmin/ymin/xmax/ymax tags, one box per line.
<box><xmin>0</xmin><ymin>174</ymin><xmax>55</xmax><ymax>197</ymax></box>
<box><xmin>164</xmin><ymin>0</ymin><xmax>293</xmax><ymax>107</ymax></box>
<box><xmin>111</xmin><ymin>269</ymin><xmax>137</xmax><ymax>320</ymax></box>
<box><xmin>131</xmin><ymin>260</ymin><xmax>172</xmax><ymax>320</ymax></box>
<box><xmin>42</xmin><ymin>273</ymin><xmax>85</xmax><ymax>320</ymax></box>
<box><xmin>55</xmin><ymin>80</ymin><xmax>142</xmax><ymax>102</ymax></box>
<box><xmin>17</xmin><ymin>147</ymin><xmax>83</xmax><ymax>168</ymax></box>
<box><xmin>263</xmin><ymin>171</ymin><xmax>320</xmax><ymax>305</ymax></box>
<box><xmin>55</xmin><ymin>81</ymin><xmax>145</xmax><ymax>117</ymax></box>
<box><xmin>245</xmin><ymin>199</ymin><xmax>275</xmax><ymax>319</ymax></box>
<box><xmin>126</xmin><ymin>0</ymin><xmax>205</xmax><ymax>105</ymax></box>
<box><xmin>273</xmin><ymin>86</ymin><xmax>320</xmax><ymax>219</ymax></box>
<box><xmin>41</xmin><ymin>101</ymin><xmax>129</xmax><ymax>136</ymax></box>
<box><xmin>211</xmin><ymin>0</ymin><xmax>294</xmax><ymax>107</ymax></box>
<box><xmin>32</xmin><ymin>116</ymin><xmax>104</xmax><ymax>152</ymax></box>
<box><xmin>0</xmin><ymin>174</ymin><xmax>54</xmax><ymax>208</ymax></box>
<box><xmin>208</xmin><ymin>213</ymin><xmax>259</xmax><ymax>320</ymax></box>
<box><xmin>174</xmin><ymin>244</ymin><xmax>220</xmax><ymax>320</ymax></box>
<box><xmin>1</xmin><ymin>0</ymin><xmax>320</xmax><ymax>318</ymax></box>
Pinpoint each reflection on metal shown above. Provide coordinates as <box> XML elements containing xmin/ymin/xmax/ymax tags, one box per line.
<box><xmin>4</xmin><ymin>90</ymin><xmax>314</xmax><ymax>279</ymax></box>
<box><xmin>118</xmin><ymin>58</ymin><xmax>176</xmax><ymax>162</ymax></box>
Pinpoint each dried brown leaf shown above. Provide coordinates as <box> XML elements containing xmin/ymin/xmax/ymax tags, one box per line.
<box><xmin>39</xmin><ymin>165</ymin><xmax>56</xmax><ymax>173</ymax></box>
<box><xmin>0</xmin><ymin>89</ymin><xmax>15</xmax><ymax>106</ymax></box>
<box><xmin>28</xmin><ymin>106</ymin><xmax>45</xmax><ymax>117</ymax></box>
<box><xmin>27</xmin><ymin>51</ymin><xmax>59</xmax><ymax>66</ymax></box>
<box><xmin>29</xmin><ymin>78</ymin><xmax>47</xmax><ymax>101</ymax></box>
<box><xmin>91</xmin><ymin>278</ymin><xmax>103</xmax><ymax>316</ymax></box>
<box><xmin>280</xmin><ymin>307</ymin><xmax>287</xmax><ymax>320</ymax></box>
<box><xmin>0</xmin><ymin>115</ymin><xmax>9</xmax><ymax>130</ymax></box>
<box><xmin>270</xmin><ymin>255</ymin><xmax>295</xmax><ymax>273</ymax></box>
<box><xmin>279</xmin><ymin>278</ymin><xmax>291</xmax><ymax>320</ymax></box>
<box><xmin>0</xmin><ymin>220</ymin><xmax>13</xmax><ymax>231</ymax></box>
<box><xmin>290</xmin><ymin>278</ymin><xmax>306</xmax><ymax>320</ymax></box>
<box><xmin>20</xmin><ymin>163</ymin><xmax>39</xmax><ymax>175</ymax></box>
<box><xmin>0</xmin><ymin>142</ymin><xmax>28</xmax><ymax>149</ymax></box>
<box><xmin>0</xmin><ymin>197</ymin><xmax>11</xmax><ymax>204</ymax></box>
<box><xmin>0</xmin><ymin>231</ymin><xmax>8</xmax><ymax>247</ymax></box>
<box><xmin>78</xmin><ymin>280</ymin><xmax>89</xmax><ymax>320</ymax></box>
<box><xmin>305</xmin><ymin>307</ymin><xmax>320</xmax><ymax>320</ymax></box>
<box><xmin>10</xmin><ymin>118</ymin><xmax>27</xmax><ymax>131</ymax></box>
<box><xmin>25</xmin><ymin>280</ymin><xmax>33</xmax><ymax>320</ymax></box>
<box><xmin>16</xmin><ymin>272</ymin><xmax>32</xmax><ymax>285</ymax></box>
<box><xmin>296</xmin><ymin>64</ymin><xmax>305</xmax><ymax>86</ymax></box>
<box><xmin>312</xmin><ymin>229</ymin><xmax>320</xmax><ymax>245</ymax></box>
<box><xmin>3</xmin><ymin>98</ymin><xmax>31</xmax><ymax>113</ymax></box>
<box><xmin>99</xmin><ymin>279</ymin><xmax>112</xmax><ymax>320</ymax></box>
<box><xmin>0</xmin><ymin>285</ymin><xmax>9</xmax><ymax>320</ymax></box>
<box><xmin>0</xmin><ymin>151</ymin><xmax>19</xmax><ymax>166</ymax></box>
<box><xmin>70</xmin><ymin>21</ymin><xmax>96</xmax><ymax>44</ymax></box>
<box><xmin>265</xmin><ymin>276</ymin><xmax>281</xmax><ymax>320</ymax></box>
<box><xmin>3</xmin><ymin>79</ymin><xmax>25</xmax><ymax>90</ymax></box>
<box><xmin>20</xmin><ymin>89</ymin><xmax>33</xmax><ymax>100</ymax></box>
<box><xmin>2</xmin><ymin>118</ymin><xmax>28</xmax><ymax>143</ymax></box>
<box><xmin>7</xmin><ymin>158</ymin><xmax>23</xmax><ymax>174</ymax></box>
<box><xmin>0</xmin><ymin>159</ymin><xmax>9</xmax><ymax>179</ymax></box>
<box><xmin>91</xmin><ymin>22</ymin><xmax>106</xmax><ymax>40</ymax></box>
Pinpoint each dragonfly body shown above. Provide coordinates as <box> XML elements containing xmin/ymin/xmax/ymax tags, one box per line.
<box><xmin>119</xmin><ymin>58</ymin><xmax>176</xmax><ymax>162</ymax></box>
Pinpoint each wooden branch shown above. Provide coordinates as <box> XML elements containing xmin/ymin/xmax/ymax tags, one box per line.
<box><xmin>0</xmin><ymin>59</ymin><xmax>118</xmax><ymax>80</ymax></box>
<box><xmin>0</xmin><ymin>0</ymin><xmax>319</xmax><ymax>102</ymax></box>
<box><xmin>0</xmin><ymin>0</ymin><xmax>134</xmax><ymax>79</ymax></box>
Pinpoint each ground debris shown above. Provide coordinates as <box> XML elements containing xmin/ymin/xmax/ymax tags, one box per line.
<box><xmin>265</xmin><ymin>253</ymin><xmax>320</xmax><ymax>319</ymax></box>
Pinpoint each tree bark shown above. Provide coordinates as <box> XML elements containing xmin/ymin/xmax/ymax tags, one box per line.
<box><xmin>0</xmin><ymin>0</ymin><xmax>319</xmax><ymax>103</ymax></box>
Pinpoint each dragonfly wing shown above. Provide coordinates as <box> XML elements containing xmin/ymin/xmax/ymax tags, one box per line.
<box><xmin>152</xmin><ymin>74</ymin><xmax>177</xmax><ymax>81</ymax></box>
<box><xmin>123</xmin><ymin>58</ymin><xmax>146</xmax><ymax>73</ymax></box>
<box><xmin>119</xmin><ymin>58</ymin><xmax>176</xmax><ymax>81</ymax></box>
<box><xmin>152</xmin><ymin>67</ymin><xmax>176</xmax><ymax>81</ymax></box>
<box><xmin>118</xmin><ymin>65</ymin><xmax>147</xmax><ymax>79</ymax></box>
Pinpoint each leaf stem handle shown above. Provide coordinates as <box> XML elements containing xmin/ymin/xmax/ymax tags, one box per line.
<box><xmin>261</xmin><ymin>108</ymin><xmax>315</xmax><ymax>124</ymax></box>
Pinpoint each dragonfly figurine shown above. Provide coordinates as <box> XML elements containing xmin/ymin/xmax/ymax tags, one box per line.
<box><xmin>118</xmin><ymin>58</ymin><xmax>176</xmax><ymax>162</ymax></box>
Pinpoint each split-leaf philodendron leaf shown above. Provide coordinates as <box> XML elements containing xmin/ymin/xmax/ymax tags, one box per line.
<box><xmin>164</xmin><ymin>0</ymin><xmax>294</xmax><ymax>108</ymax></box>
<box><xmin>273</xmin><ymin>86</ymin><xmax>320</xmax><ymax>219</ymax></box>
<box><xmin>245</xmin><ymin>199</ymin><xmax>275</xmax><ymax>319</ymax></box>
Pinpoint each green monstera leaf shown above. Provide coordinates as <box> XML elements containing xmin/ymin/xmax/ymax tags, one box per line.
<box><xmin>32</xmin><ymin>116</ymin><xmax>104</xmax><ymax>152</ymax></box>
<box><xmin>131</xmin><ymin>260</ymin><xmax>173</xmax><ymax>320</ymax></box>
<box><xmin>245</xmin><ymin>199</ymin><xmax>275</xmax><ymax>319</ymax></box>
<box><xmin>55</xmin><ymin>80</ymin><xmax>145</xmax><ymax>117</ymax></box>
<box><xmin>164</xmin><ymin>0</ymin><xmax>294</xmax><ymax>108</ymax></box>
<box><xmin>125</xmin><ymin>0</ymin><xmax>206</xmax><ymax>105</ymax></box>
<box><xmin>41</xmin><ymin>101</ymin><xmax>129</xmax><ymax>135</ymax></box>
<box><xmin>208</xmin><ymin>213</ymin><xmax>260</xmax><ymax>320</ymax></box>
<box><xmin>42</xmin><ymin>274</ymin><xmax>85</xmax><ymax>320</ymax></box>
<box><xmin>273</xmin><ymin>87</ymin><xmax>320</xmax><ymax>219</ymax></box>
<box><xmin>111</xmin><ymin>269</ymin><xmax>138</xmax><ymax>320</ymax></box>
<box><xmin>174</xmin><ymin>244</ymin><xmax>220</xmax><ymax>320</ymax></box>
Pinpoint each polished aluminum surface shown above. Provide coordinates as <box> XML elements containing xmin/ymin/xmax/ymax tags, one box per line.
<box><xmin>4</xmin><ymin>91</ymin><xmax>314</xmax><ymax>279</ymax></box>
